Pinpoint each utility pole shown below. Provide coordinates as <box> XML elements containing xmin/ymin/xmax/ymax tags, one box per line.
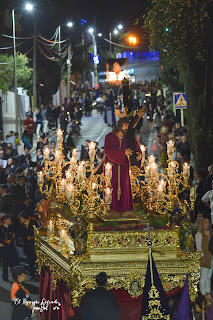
<box><xmin>82</xmin><ymin>34</ymin><xmax>86</xmax><ymax>84</ymax></box>
<box><xmin>67</xmin><ymin>43</ymin><xmax>72</xmax><ymax>99</ymax></box>
<box><xmin>33</xmin><ymin>21</ymin><xmax>37</xmax><ymax>111</ymax></box>
<box><xmin>12</xmin><ymin>9</ymin><xmax>18</xmax><ymax>133</ymax></box>
<box><xmin>93</xmin><ymin>34</ymin><xmax>98</xmax><ymax>86</ymax></box>
<box><xmin>109</xmin><ymin>32</ymin><xmax>112</xmax><ymax>52</ymax></box>
<box><xmin>58</xmin><ymin>25</ymin><xmax>62</xmax><ymax>106</ymax></box>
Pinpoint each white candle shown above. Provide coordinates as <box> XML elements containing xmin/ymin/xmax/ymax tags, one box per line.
<box><xmin>140</xmin><ymin>145</ymin><xmax>146</xmax><ymax>158</ymax></box>
<box><xmin>89</xmin><ymin>142</ymin><xmax>96</xmax><ymax>157</ymax></box>
<box><xmin>49</xmin><ymin>220</ymin><xmax>53</xmax><ymax>233</ymax></box>
<box><xmin>183</xmin><ymin>163</ymin><xmax>190</xmax><ymax>177</ymax></box>
<box><xmin>38</xmin><ymin>171</ymin><xmax>43</xmax><ymax>183</ymax></box>
<box><xmin>60</xmin><ymin>178</ymin><xmax>66</xmax><ymax>191</ymax></box>
<box><xmin>44</xmin><ymin>147</ymin><xmax>50</xmax><ymax>160</ymax></box>
<box><xmin>57</xmin><ymin>129</ymin><xmax>63</xmax><ymax>141</ymax></box>
<box><xmin>54</xmin><ymin>150</ymin><xmax>61</xmax><ymax>162</ymax></box>
<box><xmin>150</xmin><ymin>162</ymin><xmax>157</xmax><ymax>175</ymax></box>
<box><xmin>158</xmin><ymin>184</ymin><xmax>164</xmax><ymax>200</ymax></box>
<box><xmin>66</xmin><ymin>184</ymin><xmax>74</xmax><ymax>198</ymax></box>
<box><xmin>92</xmin><ymin>182</ymin><xmax>97</xmax><ymax>189</ymax></box>
<box><xmin>105</xmin><ymin>163</ymin><xmax>112</xmax><ymax>177</ymax></box>
<box><xmin>148</xmin><ymin>155</ymin><xmax>155</xmax><ymax>164</ymax></box>
<box><xmin>66</xmin><ymin>170</ymin><xmax>72</xmax><ymax>181</ymax></box>
<box><xmin>166</xmin><ymin>140</ymin><xmax>174</xmax><ymax>153</ymax></box>
<box><xmin>61</xmin><ymin>229</ymin><xmax>66</xmax><ymax>241</ymax></box>
<box><xmin>105</xmin><ymin>188</ymin><xmax>112</xmax><ymax>203</ymax></box>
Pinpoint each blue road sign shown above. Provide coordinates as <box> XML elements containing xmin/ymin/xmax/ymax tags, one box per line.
<box><xmin>173</xmin><ymin>93</ymin><xmax>187</xmax><ymax>109</ymax></box>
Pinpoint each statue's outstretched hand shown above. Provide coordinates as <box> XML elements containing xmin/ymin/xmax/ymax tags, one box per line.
<box><xmin>125</xmin><ymin>148</ymin><xmax>133</xmax><ymax>156</ymax></box>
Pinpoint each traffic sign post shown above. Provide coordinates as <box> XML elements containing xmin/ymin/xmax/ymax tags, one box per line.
<box><xmin>173</xmin><ymin>93</ymin><xmax>187</xmax><ymax>127</ymax></box>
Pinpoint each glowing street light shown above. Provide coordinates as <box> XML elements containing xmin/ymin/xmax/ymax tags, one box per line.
<box><xmin>88</xmin><ymin>27</ymin><xmax>94</xmax><ymax>34</ymax></box>
<box><xmin>25</xmin><ymin>3</ymin><xmax>33</xmax><ymax>11</ymax></box>
<box><xmin>67</xmin><ymin>21</ymin><xmax>73</xmax><ymax>28</ymax></box>
<box><xmin>118</xmin><ymin>24</ymin><xmax>123</xmax><ymax>30</ymax></box>
<box><xmin>129</xmin><ymin>36</ymin><xmax>137</xmax><ymax>44</ymax></box>
<box><xmin>113</xmin><ymin>29</ymin><xmax>118</xmax><ymax>35</ymax></box>
<box><xmin>98</xmin><ymin>33</ymin><xmax>102</xmax><ymax>37</ymax></box>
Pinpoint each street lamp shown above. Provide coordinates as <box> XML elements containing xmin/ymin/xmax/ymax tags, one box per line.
<box><xmin>113</xmin><ymin>29</ymin><xmax>118</xmax><ymax>35</ymax></box>
<box><xmin>98</xmin><ymin>33</ymin><xmax>102</xmax><ymax>37</ymax></box>
<box><xmin>67</xmin><ymin>21</ymin><xmax>73</xmax><ymax>28</ymax></box>
<box><xmin>88</xmin><ymin>28</ymin><xmax>98</xmax><ymax>86</ymax></box>
<box><xmin>25</xmin><ymin>3</ymin><xmax>33</xmax><ymax>11</ymax></box>
<box><xmin>12</xmin><ymin>3</ymin><xmax>34</xmax><ymax>134</ymax></box>
<box><xmin>118</xmin><ymin>24</ymin><xmax>123</xmax><ymax>30</ymax></box>
<box><xmin>88</xmin><ymin>28</ymin><xmax>94</xmax><ymax>34</ymax></box>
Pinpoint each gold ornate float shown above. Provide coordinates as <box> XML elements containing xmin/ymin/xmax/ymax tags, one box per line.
<box><xmin>34</xmin><ymin>222</ymin><xmax>200</xmax><ymax>308</ymax></box>
<box><xmin>35</xmin><ymin>129</ymin><xmax>200</xmax><ymax>308</ymax></box>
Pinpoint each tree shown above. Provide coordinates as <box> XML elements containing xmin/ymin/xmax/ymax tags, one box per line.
<box><xmin>145</xmin><ymin>0</ymin><xmax>213</xmax><ymax>170</ymax></box>
<box><xmin>0</xmin><ymin>53</ymin><xmax>33</xmax><ymax>93</ymax></box>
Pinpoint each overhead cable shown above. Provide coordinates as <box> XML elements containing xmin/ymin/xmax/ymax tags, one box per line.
<box><xmin>3</xmin><ymin>34</ymin><xmax>37</xmax><ymax>40</ymax></box>
<box><xmin>0</xmin><ymin>42</ymin><xmax>24</xmax><ymax>50</ymax></box>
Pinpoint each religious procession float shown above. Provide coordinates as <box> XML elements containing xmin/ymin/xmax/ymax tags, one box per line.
<box><xmin>35</xmin><ymin>121</ymin><xmax>200</xmax><ymax>319</ymax></box>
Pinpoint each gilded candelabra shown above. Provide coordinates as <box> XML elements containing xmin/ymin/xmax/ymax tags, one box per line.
<box><xmin>38</xmin><ymin>129</ymin><xmax>112</xmax><ymax>223</ymax></box>
<box><xmin>130</xmin><ymin>141</ymin><xmax>196</xmax><ymax>215</ymax></box>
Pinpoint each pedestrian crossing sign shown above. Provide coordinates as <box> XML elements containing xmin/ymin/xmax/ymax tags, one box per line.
<box><xmin>173</xmin><ymin>93</ymin><xmax>187</xmax><ymax>109</ymax></box>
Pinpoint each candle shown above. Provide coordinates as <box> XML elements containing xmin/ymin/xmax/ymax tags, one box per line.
<box><xmin>166</xmin><ymin>140</ymin><xmax>174</xmax><ymax>153</ymax></box>
<box><xmin>77</xmin><ymin>162</ymin><xmax>85</xmax><ymax>181</ymax></box>
<box><xmin>66</xmin><ymin>170</ymin><xmax>72</xmax><ymax>181</ymax></box>
<box><xmin>57</xmin><ymin>129</ymin><xmax>63</xmax><ymax>140</ymax></box>
<box><xmin>66</xmin><ymin>184</ymin><xmax>74</xmax><ymax>198</ymax></box>
<box><xmin>38</xmin><ymin>171</ymin><xmax>43</xmax><ymax>183</ymax></box>
<box><xmin>183</xmin><ymin>162</ymin><xmax>190</xmax><ymax>177</ymax></box>
<box><xmin>89</xmin><ymin>142</ymin><xmax>96</xmax><ymax>157</ymax></box>
<box><xmin>105</xmin><ymin>188</ymin><xmax>112</xmax><ymax>203</ymax></box>
<box><xmin>44</xmin><ymin>147</ymin><xmax>50</xmax><ymax>160</ymax></box>
<box><xmin>158</xmin><ymin>184</ymin><xmax>164</xmax><ymax>200</ymax></box>
<box><xmin>148</xmin><ymin>155</ymin><xmax>155</xmax><ymax>164</ymax></box>
<box><xmin>140</xmin><ymin>145</ymin><xmax>146</xmax><ymax>158</ymax></box>
<box><xmin>49</xmin><ymin>220</ymin><xmax>54</xmax><ymax>233</ymax></box>
<box><xmin>60</xmin><ymin>178</ymin><xmax>66</xmax><ymax>191</ymax></box>
<box><xmin>150</xmin><ymin>162</ymin><xmax>157</xmax><ymax>175</ymax></box>
<box><xmin>105</xmin><ymin>163</ymin><xmax>112</xmax><ymax>177</ymax></box>
<box><xmin>60</xmin><ymin>229</ymin><xmax>66</xmax><ymax>241</ymax></box>
<box><xmin>54</xmin><ymin>150</ymin><xmax>61</xmax><ymax>162</ymax></box>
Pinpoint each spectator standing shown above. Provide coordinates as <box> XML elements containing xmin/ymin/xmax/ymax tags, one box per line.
<box><xmin>195</xmin><ymin>218</ymin><xmax>213</xmax><ymax>304</ymax></box>
<box><xmin>22</xmin><ymin>130</ymin><xmax>32</xmax><ymax>150</ymax></box>
<box><xmin>40</xmin><ymin>105</ymin><xmax>48</xmax><ymax>136</ymax></box>
<box><xmin>204</xmin><ymin>165</ymin><xmax>213</xmax><ymax>194</ymax></box>
<box><xmin>201</xmin><ymin>181</ymin><xmax>213</xmax><ymax>224</ymax></box>
<box><xmin>23</xmin><ymin>113</ymin><xmax>34</xmax><ymax>147</ymax></box>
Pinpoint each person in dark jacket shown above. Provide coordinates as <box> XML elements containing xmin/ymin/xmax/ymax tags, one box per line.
<box><xmin>0</xmin><ymin>215</ymin><xmax>16</xmax><ymax>281</ymax></box>
<box><xmin>80</xmin><ymin>272</ymin><xmax>119</xmax><ymax>320</ymax></box>
<box><xmin>60</xmin><ymin>106</ymin><xmax>68</xmax><ymax>139</ymax></box>
<box><xmin>18</xmin><ymin>212</ymin><xmax>38</xmax><ymax>279</ymax></box>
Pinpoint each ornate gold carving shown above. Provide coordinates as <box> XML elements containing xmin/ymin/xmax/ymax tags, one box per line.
<box><xmin>34</xmin><ymin>226</ymin><xmax>200</xmax><ymax>307</ymax></box>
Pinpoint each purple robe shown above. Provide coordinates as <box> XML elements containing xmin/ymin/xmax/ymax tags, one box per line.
<box><xmin>104</xmin><ymin>132</ymin><xmax>133</xmax><ymax>212</ymax></box>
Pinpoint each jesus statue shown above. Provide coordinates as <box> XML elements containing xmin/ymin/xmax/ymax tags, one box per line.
<box><xmin>104</xmin><ymin>117</ymin><xmax>142</xmax><ymax>213</ymax></box>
